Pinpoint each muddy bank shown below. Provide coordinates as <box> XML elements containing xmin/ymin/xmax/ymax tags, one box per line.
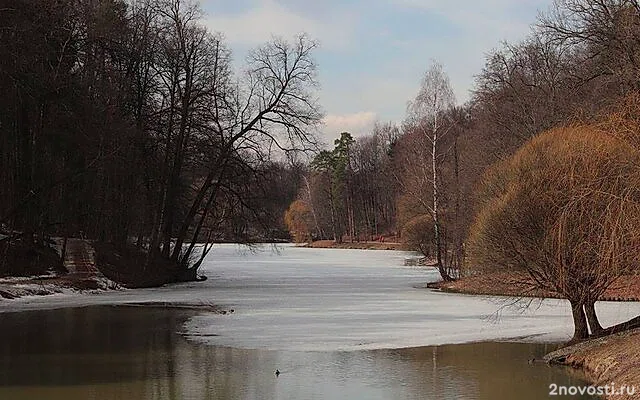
<box><xmin>428</xmin><ymin>273</ymin><xmax>640</xmax><ymax>302</ymax></box>
<box><xmin>545</xmin><ymin>329</ymin><xmax>640</xmax><ymax>399</ymax></box>
<box><xmin>425</xmin><ymin>273</ymin><xmax>640</xmax><ymax>399</ymax></box>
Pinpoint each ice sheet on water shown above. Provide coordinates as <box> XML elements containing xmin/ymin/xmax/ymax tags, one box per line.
<box><xmin>3</xmin><ymin>243</ymin><xmax>639</xmax><ymax>351</ymax></box>
<box><xmin>183</xmin><ymin>244</ymin><xmax>640</xmax><ymax>351</ymax></box>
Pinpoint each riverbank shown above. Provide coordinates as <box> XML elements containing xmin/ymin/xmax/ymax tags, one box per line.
<box><xmin>426</xmin><ymin>272</ymin><xmax>640</xmax><ymax>398</ymax></box>
<box><xmin>0</xmin><ymin>273</ymin><xmax>119</xmax><ymax>300</ymax></box>
<box><xmin>302</xmin><ymin>239</ymin><xmax>410</xmax><ymax>251</ymax></box>
<box><xmin>544</xmin><ymin>329</ymin><xmax>640</xmax><ymax>400</ymax></box>
<box><xmin>0</xmin><ymin>237</ymin><xmax>122</xmax><ymax>300</ymax></box>
<box><xmin>428</xmin><ymin>272</ymin><xmax>640</xmax><ymax>301</ymax></box>
<box><xmin>0</xmin><ymin>237</ymin><xmax>209</xmax><ymax>300</ymax></box>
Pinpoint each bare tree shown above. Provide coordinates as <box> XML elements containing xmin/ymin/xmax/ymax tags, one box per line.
<box><xmin>165</xmin><ymin>33</ymin><xmax>323</xmax><ymax>279</ymax></box>
<box><xmin>473</xmin><ymin>33</ymin><xmax>588</xmax><ymax>155</ymax></box>
<box><xmin>539</xmin><ymin>0</ymin><xmax>640</xmax><ymax>94</ymax></box>
<box><xmin>403</xmin><ymin>61</ymin><xmax>456</xmax><ymax>281</ymax></box>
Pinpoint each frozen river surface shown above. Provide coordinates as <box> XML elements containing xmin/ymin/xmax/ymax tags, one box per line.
<box><xmin>2</xmin><ymin>244</ymin><xmax>638</xmax><ymax>400</ymax></box>
<box><xmin>4</xmin><ymin>244</ymin><xmax>639</xmax><ymax>351</ymax></box>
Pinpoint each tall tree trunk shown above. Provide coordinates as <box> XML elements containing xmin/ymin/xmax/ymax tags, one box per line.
<box><xmin>347</xmin><ymin>192</ymin><xmax>355</xmax><ymax>242</ymax></box>
<box><xmin>330</xmin><ymin>193</ymin><xmax>339</xmax><ymax>243</ymax></box>
<box><xmin>148</xmin><ymin>84</ymin><xmax>177</xmax><ymax>265</ymax></box>
<box><xmin>585</xmin><ymin>300</ymin><xmax>604</xmax><ymax>335</ymax></box>
<box><xmin>570</xmin><ymin>300</ymin><xmax>589</xmax><ymax>342</ymax></box>
<box><xmin>171</xmin><ymin>146</ymin><xmax>234</xmax><ymax>263</ymax></box>
<box><xmin>452</xmin><ymin>135</ymin><xmax>462</xmax><ymax>278</ymax></box>
<box><xmin>170</xmin><ymin>169</ymin><xmax>215</xmax><ymax>262</ymax></box>
<box><xmin>431</xmin><ymin>125</ymin><xmax>450</xmax><ymax>282</ymax></box>
<box><xmin>161</xmin><ymin>95</ymin><xmax>190</xmax><ymax>258</ymax></box>
<box><xmin>303</xmin><ymin>176</ymin><xmax>321</xmax><ymax>240</ymax></box>
<box><xmin>180</xmin><ymin>176</ymin><xmax>225</xmax><ymax>269</ymax></box>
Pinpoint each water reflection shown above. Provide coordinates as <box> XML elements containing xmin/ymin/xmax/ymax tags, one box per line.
<box><xmin>0</xmin><ymin>306</ymin><xmax>596</xmax><ymax>400</ymax></box>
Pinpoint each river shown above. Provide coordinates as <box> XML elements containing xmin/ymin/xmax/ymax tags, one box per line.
<box><xmin>1</xmin><ymin>244</ymin><xmax>638</xmax><ymax>399</ymax></box>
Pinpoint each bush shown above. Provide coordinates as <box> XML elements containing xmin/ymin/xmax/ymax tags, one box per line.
<box><xmin>402</xmin><ymin>214</ymin><xmax>435</xmax><ymax>255</ymax></box>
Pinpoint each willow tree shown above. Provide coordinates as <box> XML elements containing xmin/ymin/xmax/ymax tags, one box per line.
<box><xmin>284</xmin><ymin>200</ymin><xmax>313</xmax><ymax>243</ymax></box>
<box><xmin>469</xmin><ymin>125</ymin><xmax>640</xmax><ymax>342</ymax></box>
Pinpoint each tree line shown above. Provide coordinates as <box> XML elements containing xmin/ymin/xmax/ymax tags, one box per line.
<box><xmin>284</xmin><ymin>0</ymin><xmax>640</xmax><ymax>341</ymax></box>
<box><xmin>0</xmin><ymin>0</ymin><xmax>320</xmax><ymax>282</ymax></box>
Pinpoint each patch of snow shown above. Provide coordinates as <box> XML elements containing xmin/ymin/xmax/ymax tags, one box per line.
<box><xmin>0</xmin><ymin>273</ymin><xmax>58</xmax><ymax>283</ymax></box>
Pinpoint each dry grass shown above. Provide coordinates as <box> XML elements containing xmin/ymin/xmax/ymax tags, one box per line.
<box><xmin>563</xmin><ymin>329</ymin><xmax>640</xmax><ymax>400</ymax></box>
<box><xmin>431</xmin><ymin>273</ymin><xmax>640</xmax><ymax>301</ymax></box>
<box><xmin>428</xmin><ymin>272</ymin><xmax>558</xmax><ymax>298</ymax></box>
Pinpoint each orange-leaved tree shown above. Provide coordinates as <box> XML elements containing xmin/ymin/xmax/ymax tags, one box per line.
<box><xmin>284</xmin><ymin>200</ymin><xmax>314</xmax><ymax>243</ymax></box>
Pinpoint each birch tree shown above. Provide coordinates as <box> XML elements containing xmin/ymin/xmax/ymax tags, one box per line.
<box><xmin>404</xmin><ymin>62</ymin><xmax>456</xmax><ymax>281</ymax></box>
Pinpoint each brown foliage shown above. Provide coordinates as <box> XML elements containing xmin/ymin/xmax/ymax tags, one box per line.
<box><xmin>284</xmin><ymin>200</ymin><xmax>314</xmax><ymax>243</ymax></box>
<box><xmin>401</xmin><ymin>214</ymin><xmax>435</xmax><ymax>256</ymax></box>
<box><xmin>469</xmin><ymin>123</ymin><xmax>640</xmax><ymax>340</ymax></box>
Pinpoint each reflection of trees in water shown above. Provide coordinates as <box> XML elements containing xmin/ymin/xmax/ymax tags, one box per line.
<box><xmin>172</xmin><ymin>345</ymin><xmax>279</xmax><ymax>400</ymax></box>
<box><xmin>0</xmin><ymin>307</ymin><xmax>185</xmax><ymax>385</ymax></box>
<box><xmin>373</xmin><ymin>342</ymin><xmax>596</xmax><ymax>400</ymax></box>
<box><xmin>0</xmin><ymin>307</ymin><xmax>598</xmax><ymax>400</ymax></box>
<box><xmin>0</xmin><ymin>306</ymin><xmax>269</xmax><ymax>399</ymax></box>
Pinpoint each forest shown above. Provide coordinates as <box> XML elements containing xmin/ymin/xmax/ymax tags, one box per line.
<box><xmin>0</xmin><ymin>0</ymin><xmax>318</xmax><ymax>283</ymax></box>
<box><xmin>2</xmin><ymin>0</ymin><xmax>640</xmax><ymax>341</ymax></box>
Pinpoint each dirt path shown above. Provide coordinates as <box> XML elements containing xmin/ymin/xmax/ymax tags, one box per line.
<box><xmin>63</xmin><ymin>239</ymin><xmax>101</xmax><ymax>278</ymax></box>
<box><xmin>0</xmin><ymin>239</ymin><xmax>113</xmax><ymax>299</ymax></box>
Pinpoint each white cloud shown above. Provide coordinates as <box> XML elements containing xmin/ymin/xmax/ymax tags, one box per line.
<box><xmin>204</xmin><ymin>0</ymin><xmax>353</xmax><ymax>50</ymax></box>
<box><xmin>323</xmin><ymin>112</ymin><xmax>378</xmax><ymax>142</ymax></box>
<box><xmin>394</xmin><ymin>0</ymin><xmax>546</xmax><ymax>45</ymax></box>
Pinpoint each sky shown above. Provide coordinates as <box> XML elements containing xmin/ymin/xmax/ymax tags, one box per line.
<box><xmin>201</xmin><ymin>0</ymin><xmax>554</xmax><ymax>143</ymax></box>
